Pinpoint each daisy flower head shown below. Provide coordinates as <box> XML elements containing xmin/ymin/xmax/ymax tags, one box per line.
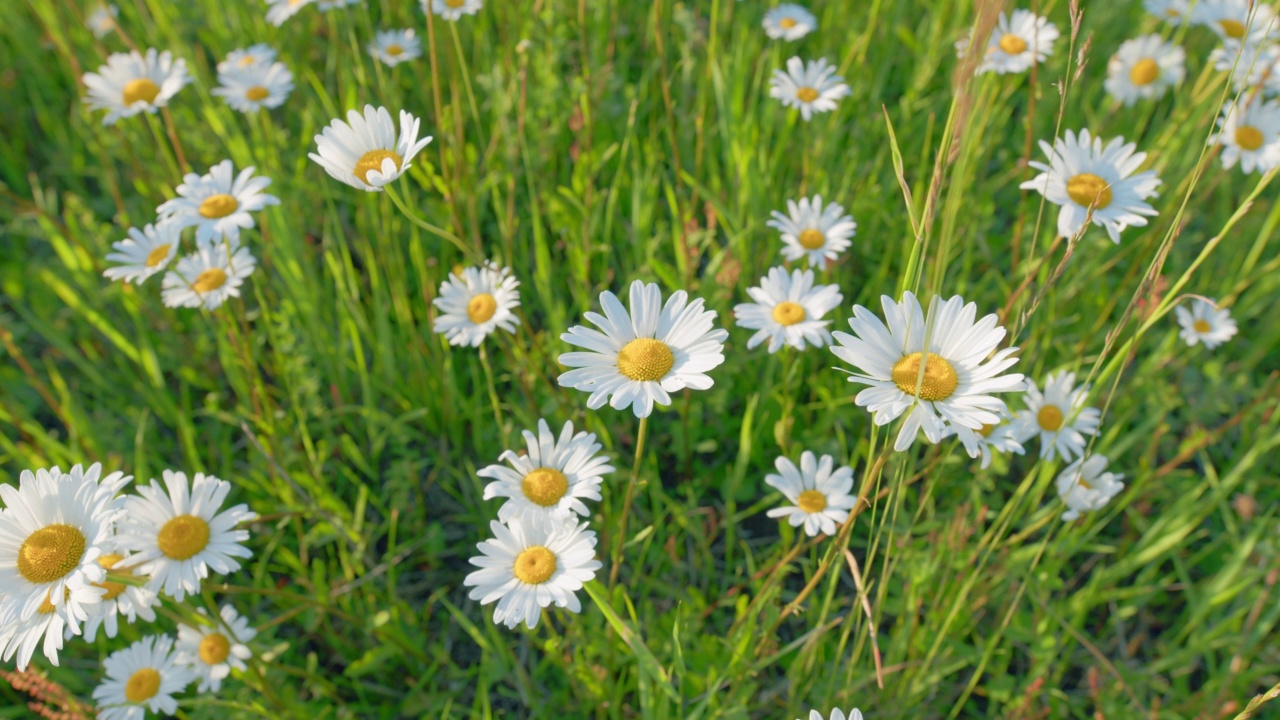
<box><xmin>558</xmin><ymin>280</ymin><xmax>729</xmax><ymax>419</ymax></box>
<box><xmin>161</xmin><ymin>245</ymin><xmax>256</xmax><ymax>311</ymax></box>
<box><xmin>769</xmin><ymin>57</ymin><xmax>850</xmax><ymax>121</ymax></box>
<box><xmin>266</xmin><ymin>0</ymin><xmax>314</xmax><ymax>27</ymax></box>
<box><xmin>1020</xmin><ymin>129</ymin><xmax>1161</xmax><ymax>243</ymax></box>
<box><xmin>957</xmin><ymin>10</ymin><xmax>1059</xmax><ymax>75</ymax></box>
<box><xmin>1193</xmin><ymin>0</ymin><xmax>1278</xmax><ymax>44</ymax></box>
<box><xmin>81</xmin><ymin>548</ymin><xmax>159</xmax><ymax>642</ymax></box>
<box><xmin>87</xmin><ymin>4</ymin><xmax>119</xmax><ymax>38</ymax></box>
<box><xmin>82</xmin><ymin>49</ymin><xmax>191</xmax><ymax>126</ymax></box>
<box><xmin>217</xmin><ymin>44</ymin><xmax>277</xmax><ymax>73</ymax></box>
<box><xmin>463</xmin><ymin>518</ymin><xmax>601</xmax><ymax>630</ymax></box>
<box><xmin>426</xmin><ymin>0</ymin><xmax>483</xmax><ymax>21</ymax></box>
<box><xmin>1105</xmin><ymin>35</ymin><xmax>1186</xmax><ymax>106</ymax></box>
<box><xmin>1210</xmin><ymin>98</ymin><xmax>1280</xmax><ymax>174</ymax></box>
<box><xmin>115</xmin><ymin>470</ymin><xmax>257</xmax><ymax>601</ymax></box>
<box><xmin>802</xmin><ymin>710</ymin><xmax>865</xmax><ymax>720</ymax></box>
<box><xmin>92</xmin><ymin>635</ymin><xmax>194</xmax><ymax>720</ymax></box>
<box><xmin>213</xmin><ymin>60</ymin><xmax>294</xmax><ymax>113</ymax></box>
<box><xmin>369</xmin><ymin>29</ymin><xmax>422</xmax><ymax>66</ymax></box>
<box><xmin>764</xmin><ymin>451</ymin><xmax>857</xmax><ymax>537</ymax></box>
<box><xmin>1211</xmin><ymin>41</ymin><xmax>1280</xmax><ymax>95</ymax></box>
<box><xmin>157</xmin><ymin>160</ymin><xmax>279</xmax><ymax>246</ymax></box>
<box><xmin>766</xmin><ymin>195</ymin><xmax>857</xmax><ymax>268</ymax></box>
<box><xmin>1056</xmin><ymin>454</ymin><xmax>1124</xmax><ymax>522</ymax></box>
<box><xmin>175</xmin><ymin>605</ymin><xmax>256</xmax><ymax>693</ymax></box>
<box><xmin>1011</xmin><ymin>371</ymin><xmax>1100</xmax><ymax>463</ymax></box>
<box><xmin>944</xmin><ymin>409</ymin><xmax>1025</xmax><ymax>469</ymax></box>
<box><xmin>1175</xmin><ymin>298</ymin><xmax>1238</xmax><ymax>349</ymax></box>
<box><xmin>0</xmin><ymin>595</ymin><xmax>74</xmax><ymax>670</ymax></box>
<box><xmin>734</xmin><ymin>266</ymin><xmax>842</xmax><ymax>353</ymax></box>
<box><xmin>432</xmin><ymin>262</ymin><xmax>521</xmax><ymax>347</ymax></box>
<box><xmin>763</xmin><ymin>4</ymin><xmax>817</xmax><ymax>41</ymax></box>
<box><xmin>1144</xmin><ymin>0</ymin><xmax>1191</xmax><ymax>24</ymax></box>
<box><xmin>478</xmin><ymin>419</ymin><xmax>614</xmax><ymax>531</ymax></box>
<box><xmin>310</xmin><ymin>105</ymin><xmax>433</xmax><ymax>192</ymax></box>
<box><xmin>103</xmin><ymin>223</ymin><xmax>181</xmax><ymax>285</ymax></box>
<box><xmin>829</xmin><ymin>292</ymin><xmax>1025</xmax><ymax>453</ymax></box>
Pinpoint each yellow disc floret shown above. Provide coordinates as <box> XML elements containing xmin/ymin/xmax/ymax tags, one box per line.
<box><xmin>1235</xmin><ymin>125</ymin><xmax>1265</xmax><ymax>151</ymax></box>
<box><xmin>18</xmin><ymin>524</ymin><xmax>86</xmax><ymax>585</ymax></box>
<box><xmin>795</xmin><ymin>87</ymin><xmax>820</xmax><ymax>103</ymax></box>
<box><xmin>521</xmin><ymin>468</ymin><xmax>569</xmax><ymax>507</ymax></box>
<box><xmin>199</xmin><ymin>633</ymin><xmax>232</xmax><ymax>665</ymax></box>
<box><xmin>513</xmin><ymin>546</ymin><xmax>557</xmax><ymax>584</ymax></box>
<box><xmin>354</xmin><ymin>149</ymin><xmax>403</xmax><ymax>184</ymax></box>
<box><xmin>616</xmin><ymin>338</ymin><xmax>675</xmax><ymax>382</ymax></box>
<box><xmin>192</xmin><ymin>268</ymin><xmax>228</xmax><ymax>293</ymax></box>
<box><xmin>797</xmin><ymin>489</ymin><xmax>827</xmax><ymax>513</ymax></box>
<box><xmin>1037</xmin><ymin>405</ymin><xmax>1064</xmax><ymax>432</ymax></box>
<box><xmin>771</xmin><ymin>301</ymin><xmax>807</xmax><ymax>327</ymax></box>
<box><xmin>1066</xmin><ymin>173</ymin><xmax>1113</xmax><ymax>210</ymax></box>
<box><xmin>1129</xmin><ymin>58</ymin><xmax>1160</xmax><ymax>86</ymax></box>
<box><xmin>198</xmin><ymin>194</ymin><xmax>239</xmax><ymax>219</ymax></box>
<box><xmin>998</xmin><ymin>34</ymin><xmax>1028</xmax><ymax>54</ymax></box>
<box><xmin>125</xmin><ymin>668</ymin><xmax>161</xmax><ymax>703</ymax></box>
<box><xmin>157</xmin><ymin>515</ymin><xmax>211</xmax><ymax>560</ymax></box>
<box><xmin>122</xmin><ymin>78</ymin><xmax>160</xmax><ymax>105</ymax></box>
<box><xmin>467</xmin><ymin>293</ymin><xmax>498</xmax><ymax>323</ymax></box>
<box><xmin>891</xmin><ymin>352</ymin><xmax>959</xmax><ymax>402</ymax></box>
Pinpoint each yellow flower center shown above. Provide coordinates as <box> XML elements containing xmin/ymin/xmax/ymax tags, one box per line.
<box><xmin>521</xmin><ymin>468</ymin><xmax>569</xmax><ymax>507</ymax></box>
<box><xmin>978</xmin><ymin>423</ymin><xmax>996</xmax><ymax>438</ymax></box>
<box><xmin>1037</xmin><ymin>405</ymin><xmax>1064</xmax><ymax>432</ymax></box>
<box><xmin>779</xmin><ymin>17</ymin><xmax>798</xmax><ymax>29</ymax></box>
<box><xmin>513</xmin><ymin>546</ymin><xmax>557</xmax><ymax>584</ymax></box>
<box><xmin>1235</xmin><ymin>125</ymin><xmax>1265</xmax><ymax>151</ymax></box>
<box><xmin>466</xmin><ymin>292</ymin><xmax>498</xmax><ymax>323</ymax></box>
<box><xmin>771</xmin><ymin>301</ymin><xmax>807</xmax><ymax>326</ymax></box>
<box><xmin>354</xmin><ymin>149</ymin><xmax>403</xmax><ymax>184</ymax></box>
<box><xmin>245</xmin><ymin>86</ymin><xmax>270</xmax><ymax>101</ymax></box>
<box><xmin>199</xmin><ymin>633</ymin><xmax>232</xmax><ymax>665</ymax></box>
<box><xmin>1076</xmin><ymin>476</ymin><xmax>1094</xmax><ymax>490</ymax></box>
<box><xmin>1219</xmin><ymin>19</ymin><xmax>1246</xmax><ymax>39</ymax></box>
<box><xmin>122</xmin><ymin>78</ymin><xmax>160</xmax><ymax>105</ymax></box>
<box><xmin>795</xmin><ymin>86</ymin><xmax>820</xmax><ymax>103</ymax></box>
<box><xmin>144</xmin><ymin>244</ymin><xmax>171</xmax><ymax>267</ymax></box>
<box><xmin>616</xmin><ymin>338</ymin><xmax>675</xmax><ymax>382</ymax></box>
<box><xmin>37</xmin><ymin>592</ymin><xmax>58</xmax><ymax>615</ymax></box>
<box><xmin>891</xmin><ymin>352</ymin><xmax>959</xmax><ymax>402</ymax></box>
<box><xmin>17</xmin><ymin>524</ymin><xmax>86</xmax><ymax>585</ymax></box>
<box><xmin>998</xmin><ymin>34</ymin><xmax>1028</xmax><ymax>54</ymax></box>
<box><xmin>239</xmin><ymin>55</ymin><xmax>258</xmax><ymax>67</ymax></box>
<box><xmin>1129</xmin><ymin>58</ymin><xmax>1160</xmax><ymax>86</ymax></box>
<box><xmin>798</xmin><ymin>228</ymin><xmax>825</xmax><ymax>249</ymax></box>
<box><xmin>124</xmin><ymin>668</ymin><xmax>161</xmax><ymax>703</ymax></box>
<box><xmin>796</xmin><ymin>489</ymin><xmax>827</xmax><ymax>513</ymax></box>
<box><xmin>446</xmin><ymin>0</ymin><xmax>465</xmax><ymax>6</ymax></box>
<box><xmin>198</xmin><ymin>193</ymin><xmax>239</xmax><ymax>219</ymax></box>
<box><xmin>386</xmin><ymin>44</ymin><xmax>404</xmax><ymax>57</ymax></box>
<box><xmin>1066</xmin><ymin>173</ymin><xmax>1113</xmax><ymax>210</ymax></box>
<box><xmin>192</xmin><ymin>268</ymin><xmax>228</xmax><ymax>293</ymax></box>
<box><xmin>95</xmin><ymin>553</ymin><xmax>132</xmax><ymax>601</ymax></box>
<box><xmin>1193</xmin><ymin>319</ymin><xmax>1211</xmax><ymax>333</ymax></box>
<box><xmin>157</xmin><ymin>514</ymin><xmax>211</xmax><ymax>560</ymax></box>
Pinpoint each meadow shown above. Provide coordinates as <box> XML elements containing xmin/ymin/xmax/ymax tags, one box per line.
<box><xmin>1</xmin><ymin>0</ymin><xmax>1279</xmax><ymax>718</ymax></box>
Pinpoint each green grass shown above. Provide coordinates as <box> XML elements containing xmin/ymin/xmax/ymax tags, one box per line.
<box><xmin>2</xmin><ymin>0</ymin><xmax>1280</xmax><ymax>717</ymax></box>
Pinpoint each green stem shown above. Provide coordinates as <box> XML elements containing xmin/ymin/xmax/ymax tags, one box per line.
<box><xmin>608</xmin><ymin>415</ymin><xmax>649</xmax><ymax>588</ymax></box>
<box><xmin>477</xmin><ymin>343</ymin><xmax>504</xmax><ymax>432</ymax></box>
<box><xmin>382</xmin><ymin>183</ymin><xmax>479</xmax><ymax>261</ymax></box>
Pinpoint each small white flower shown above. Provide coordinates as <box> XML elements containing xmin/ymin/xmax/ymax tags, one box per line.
<box><xmin>92</xmin><ymin>635</ymin><xmax>194</xmax><ymax>720</ymax></box>
<box><xmin>802</xmin><ymin>710</ymin><xmax>865</xmax><ymax>720</ymax></box>
<box><xmin>103</xmin><ymin>223</ymin><xmax>181</xmax><ymax>285</ymax></box>
<box><xmin>310</xmin><ymin>105</ymin><xmax>433</xmax><ymax>192</ymax></box>
<box><xmin>213</xmin><ymin>60</ymin><xmax>294</xmax><ymax>112</ymax></box>
<box><xmin>157</xmin><ymin>160</ymin><xmax>279</xmax><ymax>246</ymax></box>
<box><xmin>763</xmin><ymin>4</ymin><xmax>817</xmax><ymax>41</ymax></box>
<box><xmin>161</xmin><ymin>245</ymin><xmax>257</xmax><ymax>311</ymax></box>
<box><xmin>734</xmin><ymin>266</ymin><xmax>842</xmax><ymax>353</ymax></box>
<box><xmin>369</xmin><ymin>29</ymin><xmax>422</xmax><ymax>66</ymax></box>
<box><xmin>1192</xmin><ymin>0</ymin><xmax>1278</xmax><ymax>44</ymax></box>
<box><xmin>425</xmin><ymin>0</ymin><xmax>482</xmax><ymax>21</ymax></box>
<box><xmin>265</xmin><ymin>0</ymin><xmax>314</xmax><ymax>27</ymax></box>
<box><xmin>766</xmin><ymin>195</ymin><xmax>857</xmax><ymax>268</ymax></box>
<box><xmin>1210</xmin><ymin>98</ymin><xmax>1280</xmax><ymax>174</ymax></box>
<box><xmin>217</xmin><ymin>44</ymin><xmax>278</xmax><ymax>73</ymax></box>
<box><xmin>1175</xmin><ymin>298</ymin><xmax>1238</xmax><ymax>349</ymax></box>
<box><xmin>1104</xmin><ymin>35</ymin><xmax>1185</xmax><ymax>106</ymax></box>
<box><xmin>0</xmin><ymin>598</ymin><xmax>73</xmax><ymax>671</ymax></box>
<box><xmin>956</xmin><ymin>10</ymin><xmax>1059</xmax><ymax>75</ymax></box>
<box><xmin>1210</xmin><ymin>40</ymin><xmax>1280</xmax><ymax>95</ymax></box>
<box><xmin>87</xmin><ymin>4</ymin><xmax>119</xmax><ymax>38</ymax></box>
<box><xmin>944</xmin><ymin>409</ymin><xmax>1025</xmax><ymax>469</ymax></box>
<box><xmin>769</xmin><ymin>57</ymin><xmax>850</xmax><ymax>121</ymax></box>
<box><xmin>1056</xmin><ymin>455</ymin><xmax>1124</xmax><ymax>522</ymax></box>
<box><xmin>1144</xmin><ymin>0</ymin><xmax>1192</xmax><ymax>24</ymax></box>
<box><xmin>432</xmin><ymin>262</ymin><xmax>521</xmax><ymax>347</ymax></box>
<box><xmin>765</xmin><ymin>451</ymin><xmax>857</xmax><ymax>537</ymax></box>
<box><xmin>81</xmin><ymin>547</ymin><xmax>159</xmax><ymax>642</ymax></box>
<box><xmin>1011</xmin><ymin>371</ymin><xmax>1100</xmax><ymax>463</ymax></box>
<box><xmin>82</xmin><ymin>49</ymin><xmax>191</xmax><ymax>126</ymax></box>
<box><xmin>175</xmin><ymin>605</ymin><xmax>256</xmax><ymax>693</ymax></box>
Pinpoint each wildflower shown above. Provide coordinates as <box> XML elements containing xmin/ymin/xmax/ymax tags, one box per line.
<box><xmin>157</xmin><ymin>160</ymin><xmax>279</xmax><ymax>247</ymax></box>
<box><xmin>82</xmin><ymin>49</ymin><xmax>190</xmax><ymax>126</ymax></box>
<box><xmin>734</xmin><ymin>266</ymin><xmax>842</xmax><ymax>353</ymax></box>
<box><xmin>1175</xmin><ymin>298</ymin><xmax>1238</xmax><ymax>349</ymax></box>
<box><xmin>92</xmin><ymin>635</ymin><xmax>194</xmax><ymax>720</ymax></box>
<box><xmin>369</xmin><ymin>29</ymin><xmax>422</xmax><ymax>66</ymax></box>
<box><xmin>1056</xmin><ymin>455</ymin><xmax>1124</xmax><ymax>521</ymax></box>
<box><xmin>1104</xmin><ymin>35</ymin><xmax>1185</xmax><ymax>106</ymax></box>
<box><xmin>765</xmin><ymin>451</ymin><xmax>857</xmax><ymax>537</ymax></box>
<box><xmin>161</xmin><ymin>245</ymin><xmax>257</xmax><ymax>310</ymax></box>
<box><xmin>1011</xmin><ymin>371</ymin><xmax>1100</xmax><ymax>463</ymax></box>
<box><xmin>431</xmin><ymin>263</ymin><xmax>521</xmax><ymax>347</ymax></box>
<box><xmin>103</xmin><ymin>223</ymin><xmax>182</xmax><ymax>285</ymax></box>
<box><xmin>763</xmin><ymin>4</ymin><xmax>817</xmax><ymax>41</ymax></box>
<box><xmin>766</xmin><ymin>195</ymin><xmax>857</xmax><ymax>268</ymax></box>
<box><xmin>769</xmin><ymin>57</ymin><xmax>850</xmax><ymax>121</ymax></box>
<box><xmin>956</xmin><ymin>10</ymin><xmax>1058</xmax><ymax>75</ymax></box>
<box><xmin>309</xmin><ymin>105</ymin><xmax>433</xmax><ymax>192</ymax></box>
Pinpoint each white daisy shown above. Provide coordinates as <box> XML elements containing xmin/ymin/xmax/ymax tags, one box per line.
<box><xmin>212</xmin><ymin>60</ymin><xmax>294</xmax><ymax>112</ymax></box>
<box><xmin>82</xmin><ymin>49</ymin><xmax>191</xmax><ymax>126</ymax></box>
<box><xmin>217</xmin><ymin>44</ymin><xmax>278</xmax><ymax>73</ymax></box>
<box><xmin>115</xmin><ymin>470</ymin><xmax>257</xmax><ymax>601</ymax></box>
<box><xmin>103</xmin><ymin>223</ymin><xmax>181</xmax><ymax>285</ymax></box>
<box><xmin>734</xmin><ymin>266</ymin><xmax>842</xmax><ymax>353</ymax></box>
<box><xmin>156</xmin><ymin>160</ymin><xmax>279</xmax><ymax>247</ymax></box>
<box><xmin>0</xmin><ymin>594</ymin><xmax>73</xmax><ymax>670</ymax></box>
<box><xmin>1056</xmin><ymin>455</ymin><xmax>1125</xmax><ymax>522</ymax></box>
<box><xmin>478</xmin><ymin>419</ymin><xmax>614</xmax><ymax>531</ymax></box>
<box><xmin>829</xmin><ymin>292</ymin><xmax>1025</xmax><ymax>453</ymax></box>
<box><xmin>309</xmin><ymin>105</ymin><xmax>433</xmax><ymax>192</ymax></box>
<box><xmin>161</xmin><ymin>245</ymin><xmax>257</xmax><ymax>311</ymax></box>
<box><xmin>802</xmin><ymin>710</ymin><xmax>865</xmax><ymax>720</ymax></box>
<box><xmin>1175</xmin><ymin>298</ymin><xmax>1238</xmax><ymax>349</ymax></box>
<box><xmin>1210</xmin><ymin>98</ymin><xmax>1280</xmax><ymax>174</ymax></box>
<box><xmin>763</xmin><ymin>4</ymin><xmax>817</xmax><ymax>41</ymax></box>
<box><xmin>369</xmin><ymin>29</ymin><xmax>421</xmax><ymax>67</ymax></box>
<box><xmin>1104</xmin><ymin>35</ymin><xmax>1185</xmax><ymax>106</ymax></box>
<box><xmin>1193</xmin><ymin>0</ymin><xmax>1277</xmax><ymax>44</ymax></box>
<box><xmin>81</xmin><ymin>548</ymin><xmax>159</xmax><ymax>642</ymax></box>
<box><xmin>92</xmin><ymin>635</ymin><xmax>194</xmax><ymax>720</ymax></box>
<box><xmin>463</xmin><ymin>518</ymin><xmax>601</xmax><ymax>630</ymax></box>
<box><xmin>956</xmin><ymin>10</ymin><xmax>1059</xmax><ymax>75</ymax></box>
<box><xmin>175</xmin><ymin>605</ymin><xmax>256</xmax><ymax>693</ymax></box>
<box><xmin>318</xmin><ymin>0</ymin><xmax>363</xmax><ymax>8</ymax></box>
<box><xmin>764</xmin><ymin>451</ymin><xmax>857</xmax><ymax>537</ymax></box>
<box><xmin>1011</xmin><ymin>370</ymin><xmax>1100</xmax><ymax>463</ymax></box>
<box><xmin>1144</xmin><ymin>0</ymin><xmax>1192</xmax><ymax>24</ymax></box>
<box><xmin>766</xmin><ymin>195</ymin><xmax>857</xmax><ymax>268</ymax></box>
<box><xmin>266</xmin><ymin>0</ymin><xmax>314</xmax><ymax>27</ymax></box>
<box><xmin>558</xmin><ymin>280</ymin><xmax>729</xmax><ymax>419</ymax></box>
<box><xmin>431</xmin><ymin>262</ymin><xmax>521</xmax><ymax>347</ymax></box>
<box><xmin>1020</xmin><ymin>129</ymin><xmax>1162</xmax><ymax>243</ymax></box>
<box><xmin>769</xmin><ymin>57</ymin><xmax>850</xmax><ymax>121</ymax></box>
<box><xmin>87</xmin><ymin>4</ymin><xmax>119</xmax><ymax>38</ymax></box>
<box><xmin>426</xmin><ymin>0</ymin><xmax>483</xmax><ymax>22</ymax></box>
<box><xmin>1212</xmin><ymin>41</ymin><xmax>1280</xmax><ymax>95</ymax></box>
<box><xmin>944</xmin><ymin>409</ymin><xmax>1025</xmax><ymax>469</ymax></box>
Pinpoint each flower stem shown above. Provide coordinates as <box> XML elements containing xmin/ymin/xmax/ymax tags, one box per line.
<box><xmin>477</xmin><ymin>343</ymin><xmax>504</xmax><ymax>432</ymax></box>
<box><xmin>382</xmin><ymin>183</ymin><xmax>478</xmax><ymax>262</ymax></box>
<box><xmin>609</xmin><ymin>415</ymin><xmax>649</xmax><ymax>588</ymax></box>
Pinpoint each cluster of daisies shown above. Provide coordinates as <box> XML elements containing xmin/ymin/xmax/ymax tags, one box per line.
<box><xmin>761</xmin><ymin>6</ymin><xmax>851</xmax><ymax>121</ymax></box>
<box><xmin>0</xmin><ymin>464</ymin><xmax>258</xmax><ymax>717</ymax></box>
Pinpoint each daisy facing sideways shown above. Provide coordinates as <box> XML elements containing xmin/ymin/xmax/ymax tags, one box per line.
<box><xmin>369</xmin><ymin>29</ymin><xmax>422</xmax><ymax>67</ymax></box>
<box><xmin>426</xmin><ymin>0</ymin><xmax>482</xmax><ymax>21</ymax></box>
<box><xmin>82</xmin><ymin>48</ymin><xmax>191</xmax><ymax>126</ymax></box>
<box><xmin>1056</xmin><ymin>454</ymin><xmax>1124</xmax><ymax>522</ymax></box>
<box><xmin>1193</xmin><ymin>0</ymin><xmax>1277</xmax><ymax>45</ymax></box>
<box><xmin>161</xmin><ymin>245</ymin><xmax>257</xmax><ymax>311</ymax></box>
<box><xmin>1011</xmin><ymin>370</ymin><xmax>1100</xmax><ymax>463</ymax></box>
<box><xmin>765</xmin><ymin>451</ymin><xmax>857</xmax><ymax>537</ymax></box>
<box><xmin>310</xmin><ymin>105</ymin><xmax>433</xmax><ymax>192</ymax></box>
<box><xmin>157</xmin><ymin>160</ymin><xmax>280</xmax><ymax>246</ymax></box>
<box><xmin>431</xmin><ymin>262</ymin><xmax>521</xmax><ymax>347</ymax></box>
<box><xmin>1175</xmin><ymin>298</ymin><xmax>1238</xmax><ymax>349</ymax></box>
<box><xmin>763</xmin><ymin>4</ymin><xmax>817</xmax><ymax>41</ymax></box>
<box><xmin>103</xmin><ymin>223</ymin><xmax>181</xmax><ymax>285</ymax></box>
<box><xmin>829</xmin><ymin>292</ymin><xmax>1025</xmax><ymax>452</ymax></box>
<box><xmin>558</xmin><ymin>280</ymin><xmax>728</xmax><ymax>418</ymax></box>
<box><xmin>767</xmin><ymin>194</ymin><xmax>857</xmax><ymax>268</ymax></box>
<box><xmin>735</xmin><ymin>266</ymin><xmax>842</xmax><ymax>353</ymax></box>
<box><xmin>213</xmin><ymin>59</ymin><xmax>294</xmax><ymax>112</ymax></box>
<box><xmin>1210</xmin><ymin>99</ymin><xmax>1280</xmax><ymax>175</ymax></box>
<box><xmin>92</xmin><ymin>635</ymin><xmax>194</xmax><ymax>720</ymax></box>
<box><xmin>956</xmin><ymin>9</ymin><xmax>1059</xmax><ymax>75</ymax></box>
<box><xmin>944</xmin><ymin>408</ymin><xmax>1025</xmax><ymax>469</ymax></box>
<box><xmin>1105</xmin><ymin>34</ymin><xmax>1185</xmax><ymax>106</ymax></box>
<box><xmin>769</xmin><ymin>57</ymin><xmax>850</xmax><ymax>121</ymax></box>
<box><xmin>175</xmin><ymin>604</ymin><xmax>257</xmax><ymax>693</ymax></box>
<box><xmin>87</xmin><ymin>4</ymin><xmax>118</xmax><ymax>38</ymax></box>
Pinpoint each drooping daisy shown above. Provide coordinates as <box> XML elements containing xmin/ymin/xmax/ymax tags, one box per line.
<box><xmin>82</xmin><ymin>49</ymin><xmax>191</xmax><ymax>126</ymax></box>
<box><xmin>1210</xmin><ymin>99</ymin><xmax>1280</xmax><ymax>174</ymax></box>
<box><xmin>212</xmin><ymin>60</ymin><xmax>294</xmax><ymax>112</ymax></box>
<box><xmin>310</xmin><ymin>105</ymin><xmax>433</xmax><ymax>192</ymax></box>
<box><xmin>81</xmin><ymin>547</ymin><xmax>159</xmax><ymax>642</ymax></box>
<box><xmin>1104</xmin><ymin>35</ymin><xmax>1185</xmax><ymax>106</ymax></box>
<box><xmin>265</xmin><ymin>0</ymin><xmax>314</xmax><ymax>27</ymax></box>
<box><xmin>432</xmin><ymin>262</ymin><xmax>521</xmax><ymax>347</ymax></box>
<box><xmin>426</xmin><ymin>0</ymin><xmax>483</xmax><ymax>22</ymax></box>
<box><xmin>174</xmin><ymin>605</ymin><xmax>256</xmax><ymax>693</ymax></box>
<box><xmin>1011</xmin><ymin>371</ymin><xmax>1100</xmax><ymax>463</ymax></box>
<box><xmin>103</xmin><ymin>223</ymin><xmax>181</xmax><ymax>285</ymax></box>
<box><xmin>1020</xmin><ymin>129</ymin><xmax>1162</xmax><ymax>243</ymax></box>
<box><xmin>764</xmin><ymin>451</ymin><xmax>857</xmax><ymax>537</ymax></box>
<box><xmin>801</xmin><ymin>710</ymin><xmax>865</xmax><ymax>720</ymax></box>
<box><xmin>734</xmin><ymin>266</ymin><xmax>842</xmax><ymax>353</ymax></box>
<box><xmin>956</xmin><ymin>10</ymin><xmax>1059</xmax><ymax>75</ymax></box>
<box><xmin>87</xmin><ymin>4</ymin><xmax>119</xmax><ymax>38</ymax></box>
<box><xmin>944</xmin><ymin>409</ymin><xmax>1025</xmax><ymax>469</ymax></box>
<box><xmin>769</xmin><ymin>57</ymin><xmax>850</xmax><ymax>121</ymax></box>
<box><xmin>217</xmin><ymin>44</ymin><xmax>277</xmax><ymax>73</ymax></box>
<box><xmin>0</xmin><ymin>594</ymin><xmax>72</xmax><ymax>670</ymax></box>
<box><xmin>92</xmin><ymin>635</ymin><xmax>194</xmax><ymax>720</ymax></box>
<box><xmin>1144</xmin><ymin>0</ymin><xmax>1191</xmax><ymax>24</ymax></box>
<box><xmin>1056</xmin><ymin>455</ymin><xmax>1124</xmax><ymax>522</ymax></box>
<box><xmin>766</xmin><ymin>195</ymin><xmax>857</xmax><ymax>268</ymax></box>
<box><xmin>156</xmin><ymin>160</ymin><xmax>279</xmax><ymax>247</ymax></box>
<box><xmin>1175</xmin><ymin>298</ymin><xmax>1238</xmax><ymax>349</ymax></box>
<box><xmin>478</xmin><ymin>419</ymin><xmax>614</xmax><ymax>531</ymax></box>
<box><xmin>160</xmin><ymin>245</ymin><xmax>257</xmax><ymax>310</ymax></box>
<box><xmin>829</xmin><ymin>292</ymin><xmax>1025</xmax><ymax>453</ymax></box>
<box><xmin>463</xmin><ymin>518</ymin><xmax>601</xmax><ymax>630</ymax></box>
<box><xmin>369</xmin><ymin>29</ymin><xmax>421</xmax><ymax>66</ymax></box>
<box><xmin>115</xmin><ymin>470</ymin><xmax>257</xmax><ymax>601</ymax></box>
<box><xmin>1193</xmin><ymin>0</ymin><xmax>1277</xmax><ymax>44</ymax></box>
<box><xmin>763</xmin><ymin>4</ymin><xmax>817</xmax><ymax>41</ymax></box>
<box><xmin>558</xmin><ymin>280</ymin><xmax>729</xmax><ymax>419</ymax></box>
